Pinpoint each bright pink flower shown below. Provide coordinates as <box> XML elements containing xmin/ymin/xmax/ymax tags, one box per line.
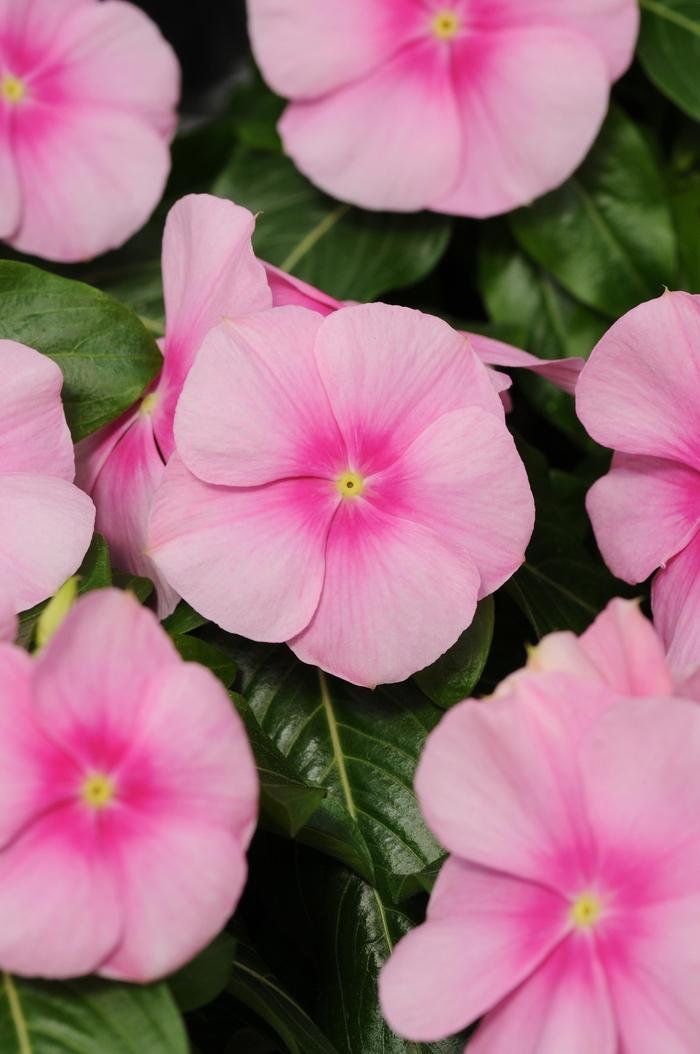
<box><xmin>247</xmin><ymin>0</ymin><xmax>638</xmax><ymax>217</ymax></box>
<box><xmin>576</xmin><ymin>291</ymin><xmax>700</xmax><ymax>680</ymax></box>
<box><xmin>76</xmin><ymin>194</ymin><xmax>273</xmax><ymax>617</ymax></box>
<box><xmin>149</xmin><ymin>302</ymin><xmax>535</xmax><ymax>687</ymax></box>
<box><xmin>0</xmin><ymin>0</ymin><xmax>179</xmax><ymax>261</ymax></box>
<box><xmin>0</xmin><ymin>588</ymin><xmax>258</xmax><ymax>981</ymax></box>
<box><xmin>380</xmin><ymin>672</ymin><xmax>700</xmax><ymax>1052</ymax></box>
<box><xmin>0</xmin><ymin>338</ymin><xmax>94</xmax><ymax>614</ymax></box>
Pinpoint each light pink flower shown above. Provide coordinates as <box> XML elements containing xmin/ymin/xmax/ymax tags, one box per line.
<box><xmin>76</xmin><ymin>194</ymin><xmax>273</xmax><ymax>617</ymax></box>
<box><xmin>0</xmin><ymin>588</ymin><xmax>258</xmax><ymax>982</ymax></box>
<box><xmin>149</xmin><ymin>302</ymin><xmax>535</xmax><ymax>687</ymax></box>
<box><xmin>247</xmin><ymin>0</ymin><xmax>638</xmax><ymax>217</ymax></box>
<box><xmin>0</xmin><ymin>338</ymin><xmax>94</xmax><ymax>614</ymax></box>
<box><xmin>576</xmin><ymin>290</ymin><xmax>700</xmax><ymax>680</ymax></box>
<box><xmin>0</xmin><ymin>0</ymin><xmax>179</xmax><ymax>261</ymax></box>
<box><xmin>380</xmin><ymin>671</ymin><xmax>700</xmax><ymax>1052</ymax></box>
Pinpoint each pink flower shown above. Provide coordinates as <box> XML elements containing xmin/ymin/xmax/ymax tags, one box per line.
<box><xmin>380</xmin><ymin>671</ymin><xmax>700</xmax><ymax>1052</ymax></box>
<box><xmin>576</xmin><ymin>291</ymin><xmax>700</xmax><ymax>687</ymax></box>
<box><xmin>247</xmin><ymin>0</ymin><xmax>638</xmax><ymax>217</ymax></box>
<box><xmin>0</xmin><ymin>588</ymin><xmax>258</xmax><ymax>981</ymax></box>
<box><xmin>76</xmin><ymin>194</ymin><xmax>273</xmax><ymax>617</ymax></box>
<box><xmin>0</xmin><ymin>0</ymin><xmax>179</xmax><ymax>262</ymax></box>
<box><xmin>148</xmin><ymin>302</ymin><xmax>535</xmax><ymax>687</ymax></box>
<box><xmin>0</xmin><ymin>338</ymin><xmax>94</xmax><ymax>614</ymax></box>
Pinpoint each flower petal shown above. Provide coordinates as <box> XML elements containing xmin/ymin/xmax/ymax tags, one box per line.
<box><xmin>467</xmin><ymin>333</ymin><xmax>583</xmax><ymax>396</ymax></box>
<box><xmin>578</xmin><ymin>598</ymin><xmax>673</xmax><ymax>697</ymax></box>
<box><xmin>0</xmin><ymin>110</ymin><xmax>21</xmax><ymax>239</ymax></box>
<box><xmin>652</xmin><ymin>532</ymin><xmax>700</xmax><ymax>696</ymax></box>
<box><xmin>149</xmin><ymin>455</ymin><xmax>337</xmax><ymax>643</ymax></box>
<box><xmin>264</xmin><ymin>263</ymin><xmax>341</xmax><ymax>316</ymax></box>
<box><xmin>175</xmin><ymin>308</ymin><xmax>344</xmax><ymax>486</ymax></box>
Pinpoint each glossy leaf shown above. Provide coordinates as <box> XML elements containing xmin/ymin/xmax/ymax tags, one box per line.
<box><xmin>169</xmin><ymin>933</ymin><xmax>237</xmax><ymax>1014</ymax></box>
<box><xmin>638</xmin><ymin>0</ymin><xmax>700</xmax><ymax>121</ymax></box>
<box><xmin>414</xmin><ymin>597</ymin><xmax>494</xmax><ymax>708</ymax></box>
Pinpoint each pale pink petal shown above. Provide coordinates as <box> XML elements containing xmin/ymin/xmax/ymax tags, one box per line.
<box><xmin>0</xmin><ymin>0</ymin><xmax>90</xmax><ymax>56</ymax></box>
<box><xmin>10</xmin><ymin>105</ymin><xmax>170</xmax><ymax>262</ymax></box>
<box><xmin>586</xmin><ymin>454</ymin><xmax>700</xmax><ymax>583</ymax></box>
<box><xmin>0</xmin><ymin>805</ymin><xmax>121</xmax><ymax>978</ymax></box>
<box><xmin>652</xmin><ymin>532</ymin><xmax>700</xmax><ymax>693</ymax></box>
<box><xmin>380</xmin><ymin>859</ymin><xmax>568</xmax><ymax>1042</ymax></box>
<box><xmin>88</xmin><ymin>413</ymin><xmax>177</xmax><ymax>618</ymax></box>
<box><xmin>0</xmin><ymin>474</ymin><xmax>94</xmax><ymax>612</ymax></box>
<box><xmin>0</xmin><ymin>603</ymin><xmax>16</xmax><ymax>643</ymax></box>
<box><xmin>149</xmin><ymin>455</ymin><xmax>337</xmax><ymax>643</ymax></box>
<box><xmin>247</xmin><ymin>0</ymin><xmax>421</xmax><ymax>98</ymax></box>
<box><xmin>33</xmin><ymin>589</ymin><xmax>179</xmax><ymax>750</ymax></box>
<box><xmin>467</xmin><ymin>333</ymin><xmax>583</xmax><ymax>396</ymax></box>
<box><xmin>0</xmin><ymin>110</ymin><xmax>21</xmax><ymax>239</ymax></box>
<box><xmin>415</xmin><ymin>675</ymin><xmax>612</xmax><ymax>886</ymax></box>
<box><xmin>432</xmin><ymin>27</ymin><xmax>609</xmax><ymax>218</ymax></box>
<box><xmin>314</xmin><ymin>304</ymin><xmax>503</xmax><ymax>476</ymax></box>
<box><xmin>370</xmin><ymin>406</ymin><xmax>534</xmax><ymax>597</ymax></box>
<box><xmin>577</xmin><ymin>292</ymin><xmax>700</xmax><ymax>469</ymax></box>
<box><xmin>0</xmin><ymin>339</ymin><xmax>74</xmax><ymax>479</ymax></box>
<box><xmin>470</xmin><ymin>937</ymin><xmax>616</xmax><ymax>1054</ymax></box>
<box><xmin>264</xmin><ymin>263</ymin><xmax>342</xmax><ymax>316</ymax></box>
<box><xmin>74</xmin><ymin>405</ymin><xmax>138</xmax><ymax>495</ymax></box>
<box><xmin>280</xmin><ymin>40</ymin><xmax>462</xmax><ymax>211</ymax></box>
<box><xmin>579</xmin><ymin>598</ymin><xmax>673</xmax><ymax>697</ymax></box>
<box><xmin>155</xmin><ymin>195</ymin><xmax>272</xmax><ymax>459</ymax></box>
<box><xmin>290</xmin><ymin>499</ymin><xmax>481</xmax><ymax>687</ymax></box>
<box><xmin>42</xmin><ymin>0</ymin><xmax>178</xmax><ymax>137</ymax></box>
<box><xmin>99</xmin><ymin>819</ymin><xmax>246</xmax><ymax>983</ymax></box>
<box><xmin>174</xmin><ymin>308</ymin><xmax>344</xmax><ymax>486</ymax></box>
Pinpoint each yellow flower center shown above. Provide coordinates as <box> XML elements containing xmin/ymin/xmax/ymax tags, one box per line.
<box><xmin>139</xmin><ymin>391</ymin><xmax>159</xmax><ymax>416</ymax></box>
<box><xmin>81</xmin><ymin>773</ymin><xmax>115</xmax><ymax>810</ymax></box>
<box><xmin>336</xmin><ymin>471</ymin><xmax>365</xmax><ymax>498</ymax></box>
<box><xmin>431</xmin><ymin>9</ymin><xmax>461</xmax><ymax>40</ymax></box>
<box><xmin>571</xmin><ymin>892</ymin><xmax>602</xmax><ymax>930</ymax></box>
<box><xmin>1</xmin><ymin>74</ymin><xmax>26</xmax><ymax>105</ymax></box>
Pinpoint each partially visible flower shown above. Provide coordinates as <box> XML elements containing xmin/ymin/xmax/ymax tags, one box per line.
<box><xmin>576</xmin><ymin>291</ymin><xmax>700</xmax><ymax>678</ymax></box>
<box><xmin>0</xmin><ymin>588</ymin><xmax>258</xmax><ymax>982</ymax></box>
<box><xmin>0</xmin><ymin>0</ymin><xmax>179</xmax><ymax>262</ymax></box>
<box><xmin>149</xmin><ymin>302</ymin><xmax>535</xmax><ymax>687</ymax></box>
<box><xmin>248</xmin><ymin>0</ymin><xmax>638</xmax><ymax>217</ymax></box>
<box><xmin>0</xmin><ymin>339</ymin><xmax>94</xmax><ymax>614</ymax></box>
<box><xmin>76</xmin><ymin>194</ymin><xmax>273</xmax><ymax>616</ymax></box>
<box><xmin>381</xmin><ymin>672</ymin><xmax>700</xmax><ymax>1053</ymax></box>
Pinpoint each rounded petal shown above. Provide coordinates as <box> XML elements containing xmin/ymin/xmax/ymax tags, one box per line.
<box><xmin>579</xmin><ymin>598</ymin><xmax>673</xmax><ymax>697</ymax></box>
<box><xmin>10</xmin><ymin>106</ymin><xmax>170</xmax><ymax>262</ymax></box>
<box><xmin>149</xmin><ymin>455</ymin><xmax>337</xmax><ymax>643</ymax></box>
<box><xmin>586</xmin><ymin>453</ymin><xmax>700</xmax><ymax>583</ymax></box>
<box><xmin>280</xmin><ymin>40</ymin><xmax>461</xmax><ymax>212</ymax></box>
<box><xmin>155</xmin><ymin>195</ymin><xmax>272</xmax><ymax>459</ymax></box>
<box><xmin>467</xmin><ymin>333</ymin><xmax>583</xmax><ymax>396</ymax></box>
<box><xmin>380</xmin><ymin>860</ymin><xmax>568</xmax><ymax>1043</ymax></box>
<box><xmin>371</xmin><ymin>406</ymin><xmax>534</xmax><ymax>597</ymax></box>
<box><xmin>470</xmin><ymin>937</ymin><xmax>616</xmax><ymax>1054</ymax></box>
<box><xmin>264</xmin><ymin>263</ymin><xmax>342</xmax><ymax>316</ymax></box>
<box><xmin>415</xmin><ymin>675</ymin><xmax>613</xmax><ymax>887</ymax></box>
<box><xmin>247</xmin><ymin>0</ymin><xmax>419</xmax><ymax>99</ymax></box>
<box><xmin>652</xmin><ymin>532</ymin><xmax>700</xmax><ymax>694</ymax></box>
<box><xmin>0</xmin><ymin>474</ymin><xmax>94</xmax><ymax>613</ymax></box>
<box><xmin>0</xmin><ymin>340</ymin><xmax>74</xmax><ymax>480</ymax></box>
<box><xmin>577</xmin><ymin>292</ymin><xmax>700</xmax><ymax>468</ymax></box>
<box><xmin>432</xmin><ymin>27</ymin><xmax>609</xmax><ymax>218</ymax></box>
<box><xmin>290</xmin><ymin>499</ymin><xmax>481</xmax><ymax>687</ymax></box>
<box><xmin>174</xmin><ymin>308</ymin><xmax>345</xmax><ymax>486</ymax></box>
<box><xmin>314</xmin><ymin>304</ymin><xmax>504</xmax><ymax>476</ymax></box>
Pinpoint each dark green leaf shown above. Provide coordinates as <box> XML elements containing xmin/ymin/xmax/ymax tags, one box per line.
<box><xmin>638</xmin><ymin>0</ymin><xmax>700</xmax><ymax>121</ymax></box>
<box><xmin>163</xmin><ymin>601</ymin><xmax>209</xmax><ymax>636</ymax></box>
<box><xmin>169</xmin><ymin>932</ymin><xmax>237</xmax><ymax>1013</ymax></box>
<box><xmin>77</xmin><ymin>535</ymin><xmax>112</xmax><ymax>594</ymax></box>
<box><xmin>214</xmin><ymin>147</ymin><xmax>452</xmax><ymax>302</ymax></box>
<box><xmin>414</xmin><ymin>597</ymin><xmax>494</xmax><ymax>708</ymax></box>
<box><xmin>0</xmin><ymin>262</ymin><xmax>161</xmax><ymax>440</ymax></box>
<box><xmin>171</xmin><ymin>634</ymin><xmax>237</xmax><ymax>689</ymax></box>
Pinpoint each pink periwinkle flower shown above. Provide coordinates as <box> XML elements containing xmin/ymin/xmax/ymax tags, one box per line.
<box><xmin>0</xmin><ymin>0</ymin><xmax>179</xmax><ymax>262</ymax></box>
<box><xmin>247</xmin><ymin>0</ymin><xmax>638</xmax><ymax>217</ymax></box>
<box><xmin>0</xmin><ymin>588</ymin><xmax>258</xmax><ymax>981</ymax></box>
<box><xmin>380</xmin><ymin>669</ymin><xmax>700</xmax><ymax>1052</ymax></box>
<box><xmin>148</xmin><ymin>301</ymin><xmax>535</xmax><ymax>687</ymax></box>
<box><xmin>0</xmin><ymin>338</ymin><xmax>94</xmax><ymax>615</ymax></box>
<box><xmin>576</xmin><ymin>290</ymin><xmax>700</xmax><ymax>691</ymax></box>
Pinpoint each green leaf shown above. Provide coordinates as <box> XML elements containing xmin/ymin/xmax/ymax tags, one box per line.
<box><xmin>170</xmin><ymin>634</ymin><xmax>237</xmax><ymax>689</ymax></box>
<box><xmin>229</xmin><ymin>937</ymin><xmax>340</xmax><ymax>1054</ymax></box>
<box><xmin>214</xmin><ymin>147</ymin><xmax>452</xmax><ymax>302</ymax></box>
<box><xmin>0</xmin><ymin>262</ymin><xmax>162</xmax><ymax>440</ymax></box>
<box><xmin>0</xmin><ymin>974</ymin><xmax>188</xmax><ymax>1054</ymax></box>
<box><xmin>169</xmin><ymin>932</ymin><xmax>237</xmax><ymax>1013</ymax></box>
<box><xmin>414</xmin><ymin>597</ymin><xmax>494</xmax><ymax>708</ymax></box>
<box><xmin>230</xmin><ymin>639</ymin><xmax>444</xmax><ymax>902</ymax></box>
<box><xmin>163</xmin><ymin>601</ymin><xmax>209</xmax><ymax>636</ymax></box>
<box><xmin>638</xmin><ymin>0</ymin><xmax>700</xmax><ymax>122</ymax></box>
<box><xmin>509</xmin><ymin>108</ymin><xmax>678</xmax><ymax>318</ymax></box>
<box><xmin>78</xmin><ymin>534</ymin><xmax>112</xmax><ymax>594</ymax></box>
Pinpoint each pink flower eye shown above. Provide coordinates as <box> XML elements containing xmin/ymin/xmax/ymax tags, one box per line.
<box><xmin>570</xmin><ymin>892</ymin><xmax>603</xmax><ymax>930</ymax></box>
<box><xmin>336</xmin><ymin>471</ymin><xmax>365</xmax><ymax>498</ymax></box>
<box><xmin>81</xmin><ymin>773</ymin><xmax>116</xmax><ymax>811</ymax></box>
<box><xmin>431</xmin><ymin>10</ymin><xmax>461</xmax><ymax>41</ymax></box>
<box><xmin>0</xmin><ymin>73</ymin><xmax>25</xmax><ymax>105</ymax></box>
